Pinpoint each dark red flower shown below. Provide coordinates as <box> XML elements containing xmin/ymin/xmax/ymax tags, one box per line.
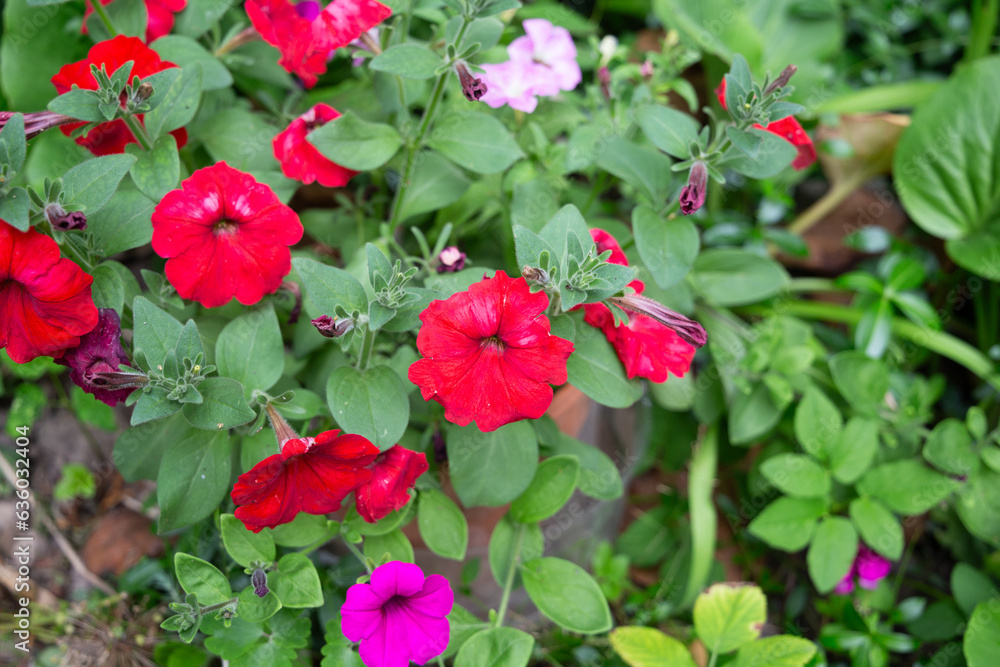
<box><xmin>679</xmin><ymin>161</ymin><xmax>708</xmax><ymax>215</ymax></box>
<box><xmin>581</xmin><ymin>229</ymin><xmax>695</xmax><ymax>383</ymax></box>
<box><xmin>51</xmin><ymin>36</ymin><xmax>188</xmax><ymax>156</ymax></box>
<box><xmin>0</xmin><ymin>223</ymin><xmax>98</xmax><ymax>364</ymax></box>
<box><xmin>355</xmin><ymin>445</ymin><xmax>428</xmax><ymax>523</ymax></box>
<box><xmin>273</xmin><ymin>103</ymin><xmax>358</xmax><ymax>187</ymax></box>
<box><xmin>715</xmin><ymin>79</ymin><xmax>816</xmax><ymax>170</ymax></box>
<box><xmin>83</xmin><ymin>0</ymin><xmax>188</xmax><ymax>43</ymax></box>
<box><xmin>245</xmin><ymin>0</ymin><xmax>391</xmax><ymax>88</ymax></box>
<box><xmin>57</xmin><ymin>308</ymin><xmax>138</xmax><ymax>406</ymax></box>
<box><xmin>408</xmin><ymin>271</ymin><xmax>574</xmax><ymax>432</ymax></box>
<box><xmin>151</xmin><ymin>162</ymin><xmax>304</xmax><ymax>308</ymax></box>
<box><xmin>232</xmin><ymin>429</ymin><xmax>380</xmax><ymax>532</ymax></box>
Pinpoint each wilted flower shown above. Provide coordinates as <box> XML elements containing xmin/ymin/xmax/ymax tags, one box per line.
<box><xmin>57</xmin><ymin>308</ymin><xmax>144</xmax><ymax>406</ymax></box>
<box><xmin>456</xmin><ymin>63</ymin><xmax>487</xmax><ymax>102</ymax></box>
<box><xmin>436</xmin><ymin>246</ymin><xmax>466</xmax><ymax>273</ymax></box>
<box><xmin>354</xmin><ymin>445</ymin><xmax>428</xmax><ymax>523</ymax></box>
<box><xmin>679</xmin><ymin>161</ymin><xmax>708</xmax><ymax>215</ymax></box>
<box><xmin>312</xmin><ymin>315</ymin><xmax>354</xmax><ymax>338</ymax></box>
<box><xmin>45</xmin><ymin>203</ymin><xmax>87</xmax><ymax>231</ymax></box>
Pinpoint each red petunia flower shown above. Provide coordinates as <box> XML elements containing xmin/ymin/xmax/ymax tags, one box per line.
<box><xmin>51</xmin><ymin>36</ymin><xmax>188</xmax><ymax>156</ymax></box>
<box><xmin>151</xmin><ymin>162</ymin><xmax>304</xmax><ymax>308</ymax></box>
<box><xmin>355</xmin><ymin>445</ymin><xmax>428</xmax><ymax>523</ymax></box>
<box><xmin>581</xmin><ymin>229</ymin><xmax>695</xmax><ymax>383</ymax></box>
<box><xmin>83</xmin><ymin>0</ymin><xmax>188</xmax><ymax>43</ymax></box>
<box><xmin>273</xmin><ymin>103</ymin><xmax>358</xmax><ymax>187</ymax></box>
<box><xmin>715</xmin><ymin>79</ymin><xmax>816</xmax><ymax>170</ymax></box>
<box><xmin>232</xmin><ymin>429</ymin><xmax>380</xmax><ymax>532</ymax></box>
<box><xmin>408</xmin><ymin>271</ymin><xmax>574</xmax><ymax>433</ymax></box>
<box><xmin>245</xmin><ymin>0</ymin><xmax>391</xmax><ymax>88</ymax></box>
<box><xmin>0</xmin><ymin>223</ymin><xmax>98</xmax><ymax>364</ymax></box>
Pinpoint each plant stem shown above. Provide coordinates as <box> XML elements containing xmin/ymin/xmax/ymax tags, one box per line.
<box><xmin>387</xmin><ymin>14</ymin><xmax>474</xmax><ymax>231</ymax></box>
<box><xmin>123</xmin><ymin>114</ymin><xmax>154</xmax><ymax>152</ymax></box>
<box><xmin>89</xmin><ymin>0</ymin><xmax>119</xmax><ymax>37</ymax></box>
<box><xmin>966</xmin><ymin>0</ymin><xmax>999</xmax><ymax>62</ymax></box>
<box><xmin>344</xmin><ymin>537</ymin><xmax>372</xmax><ymax>573</ymax></box>
<box><xmin>215</xmin><ymin>26</ymin><xmax>261</xmax><ymax>57</ymax></box>
<box><xmin>355</xmin><ymin>325</ymin><xmax>376</xmax><ymax>371</ymax></box>
<box><xmin>786</xmin><ymin>168</ymin><xmax>873</xmax><ymax>236</ymax></box>
<box><xmin>200</xmin><ymin>597</ymin><xmax>239</xmax><ymax>614</ymax></box>
<box><xmin>679</xmin><ymin>424</ymin><xmax>718</xmax><ymax>609</ymax></box>
<box><xmin>494</xmin><ymin>523</ymin><xmax>526</xmax><ymax>628</ymax></box>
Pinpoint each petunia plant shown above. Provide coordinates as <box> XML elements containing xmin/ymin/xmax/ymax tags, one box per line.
<box><xmin>5</xmin><ymin>0</ymin><xmax>998</xmax><ymax>665</ymax></box>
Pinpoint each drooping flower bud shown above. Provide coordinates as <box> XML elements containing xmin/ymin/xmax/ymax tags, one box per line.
<box><xmin>679</xmin><ymin>161</ymin><xmax>708</xmax><ymax>216</ymax></box>
<box><xmin>312</xmin><ymin>315</ymin><xmax>354</xmax><ymax>338</ymax></box>
<box><xmin>251</xmin><ymin>568</ymin><xmax>269</xmax><ymax>598</ymax></box>
<box><xmin>521</xmin><ymin>266</ymin><xmax>550</xmax><ymax>284</ymax></box>
<box><xmin>436</xmin><ymin>246</ymin><xmax>466</xmax><ymax>273</ymax></box>
<box><xmin>45</xmin><ymin>203</ymin><xmax>87</xmax><ymax>231</ymax></box>
<box><xmin>764</xmin><ymin>64</ymin><xmax>798</xmax><ymax>95</ymax></box>
<box><xmin>56</xmin><ymin>309</ymin><xmax>139</xmax><ymax>406</ymax></box>
<box><xmin>598</xmin><ymin>66</ymin><xmax>611</xmax><ymax>101</ymax></box>
<box><xmin>609</xmin><ymin>294</ymin><xmax>708</xmax><ymax>348</ymax></box>
<box><xmin>456</xmin><ymin>63</ymin><xmax>488</xmax><ymax>102</ymax></box>
<box><xmin>0</xmin><ymin>110</ymin><xmax>76</xmax><ymax>140</ymax></box>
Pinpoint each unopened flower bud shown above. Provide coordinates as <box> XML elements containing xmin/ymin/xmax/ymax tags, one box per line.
<box><xmin>251</xmin><ymin>568</ymin><xmax>269</xmax><ymax>598</ymax></box>
<box><xmin>679</xmin><ymin>161</ymin><xmax>708</xmax><ymax>216</ymax></box>
<box><xmin>521</xmin><ymin>266</ymin><xmax>549</xmax><ymax>284</ymax></box>
<box><xmin>456</xmin><ymin>63</ymin><xmax>487</xmax><ymax>102</ymax></box>
<box><xmin>598</xmin><ymin>66</ymin><xmax>611</xmax><ymax>101</ymax></box>
<box><xmin>135</xmin><ymin>82</ymin><xmax>154</xmax><ymax>102</ymax></box>
<box><xmin>436</xmin><ymin>246</ymin><xmax>466</xmax><ymax>273</ymax></box>
<box><xmin>312</xmin><ymin>315</ymin><xmax>354</xmax><ymax>338</ymax></box>
<box><xmin>764</xmin><ymin>64</ymin><xmax>797</xmax><ymax>95</ymax></box>
<box><xmin>45</xmin><ymin>203</ymin><xmax>87</xmax><ymax>231</ymax></box>
<box><xmin>609</xmin><ymin>294</ymin><xmax>708</xmax><ymax>348</ymax></box>
<box><xmin>1</xmin><ymin>110</ymin><xmax>76</xmax><ymax>140</ymax></box>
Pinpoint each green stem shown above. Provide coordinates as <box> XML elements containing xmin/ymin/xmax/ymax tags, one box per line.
<box><xmin>739</xmin><ymin>300</ymin><xmax>1000</xmax><ymax>391</ymax></box>
<box><xmin>123</xmin><ymin>114</ymin><xmax>154</xmax><ymax>152</ymax></box>
<box><xmin>786</xmin><ymin>168</ymin><xmax>873</xmax><ymax>236</ymax></box>
<box><xmin>966</xmin><ymin>0</ymin><xmax>1000</xmax><ymax>62</ymax></box>
<box><xmin>89</xmin><ymin>0</ymin><xmax>119</xmax><ymax>37</ymax></box>
<box><xmin>344</xmin><ymin>537</ymin><xmax>372</xmax><ymax>573</ymax></box>
<box><xmin>200</xmin><ymin>597</ymin><xmax>238</xmax><ymax>614</ymax></box>
<box><xmin>494</xmin><ymin>523</ymin><xmax>526</xmax><ymax>628</ymax></box>
<box><xmin>788</xmin><ymin>277</ymin><xmax>842</xmax><ymax>293</ymax></box>
<box><xmin>679</xmin><ymin>424</ymin><xmax>718</xmax><ymax>609</ymax></box>
<box><xmin>355</xmin><ymin>325</ymin><xmax>376</xmax><ymax>371</ymax></box>
<box><xmin>299</xmin><ymin>527</ymin><xmax>339</xmax><ymax>556</ymax></box>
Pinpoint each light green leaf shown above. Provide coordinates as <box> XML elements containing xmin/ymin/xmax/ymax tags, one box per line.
<box><xmin>747</xmin><ymin>496</ymin><xmax>826</xmax><ymax>552</ymax></box>
<box><xmin>454</xmin><ymin>627</ymin><xmax>534</xmax><ymax>667</ymax></box>
<box><xmin>510</xmin><ymin>455</ymin><xmax>580</xmax><ymax>523</ymax></box>
<box><xmin>857</xmin><ymin>460</ymin><xmax>959</xmax><ymax>515</ymax></box>
<box><xmin>418</xmin><ymin>489</ymin><xmax>469</xmax><ymax>561</ymax></box>
<box><xmin>760</xmin><ymin>454</ymin><xmax>830</xmax><ymax>499</ymax></box>
<box><xmin>175</xmin><ymin>553</ymin><xmax>232</xmax><ymax>605</ymax></box>
<box><xmin>693</xmin><ymin>583</ymin><xmax>766</xmax><ymax>654</ymax></box>
<box><xmin>326</xmin><ymin>365</ymin><xmax>409</xmax><ymax>451</ymax></box>
<box><xmin>221</xmin><ymin>514</ymin><xmax>276</xmax><ymax>567</ymax></box>
<box><xmin>849</xmin><ymin>497</ymin><xmax>903</xmax><ymax>561</ymax></box>
<box><xmin>428</xmin><ymin>112</ymin><xmax>524</xmax><ymax>174</ymax></box>
<box><xmin>807</xmin><ymin>516</ymin><xmax>858</xmax><ymax>593</ymax></box>
<box><xmin>691</xmin><ymin>249</ymin><xmax>789</xmax><ymax>306</ymax></box>
<box><xmin>269</xmin><ymin>552</ymin><xmax>323</xmax><ymax>608</ymax></box>
<box><xmin>521</xmin><ymin>557</ymin><xmax>612</xmax><ymax>634</ymax></box>
<box><xmin>610</xmin><ymin>626</ymin><xmax>697</xmax><ymax>667</ymax></box>
<box><xmin>632</xmin><ymin>204</ymin><xmax>699</xmax><ymax>289</ymax></box>
<box><xmin>307</xmin><ymin>110</ymin><xmax>403</xmax><ymax>171</ymax></box>
<box><xmin>447</xmin><ymin>421</ymin><xmax>538</xmax><ymax>507</ymax></box>
<box><xmin>369</xmin><ymin>43</ymin><xmax>443</xmax><ymax>79</ymax></box>
<box><xmin>567</xmin><ymin>322</ymin><xmax>643</xmax><ymax>408</ymax></box>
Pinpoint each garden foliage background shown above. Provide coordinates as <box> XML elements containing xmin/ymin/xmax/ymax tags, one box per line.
<box><xmin>1</xmin><ymin>0</ymin><xmax>1000</xmax><ymax>665</ymax></box>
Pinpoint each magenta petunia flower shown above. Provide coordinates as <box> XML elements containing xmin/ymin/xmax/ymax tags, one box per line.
<box><xmin>833</xmin><ymin>546</ymin><xmax>892</xmax><ymax>594</ymax></box>
<box><xmin>481</xmin><ymin>18</ymin><xmax>581</xmax><ymax>113</ymax></box>
<box><xmin>341</xmin><ymin>561</ymin><xmax>453</xmax><ymax>667</ymax></box>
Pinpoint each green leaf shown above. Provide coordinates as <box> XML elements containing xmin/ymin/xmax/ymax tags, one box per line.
<box><xmin>521</xmin><ymin>557</ymin><xmax>612</xmax><ymax>634</ymax></box>
<box><xmin>417</xmin><ymin>489</ymin><xmax>468</xmax><ymax>561</ymax></box>
<box><xmin>857</xmin><ymin>460</ymin><xmax>959</xmax><ymax>515</ymax></box>
<box><xmin>53</xmin><ymin>463</ymin><xmax>97</xmax><ymax>501</ymax></box>
<box><xmin>726</xmin><ymin>126</ymin><xmax>763</xmax><ymax>160</ymax></box>
<box><xmin>151</xmin><ymin>35</ymin><xmax>233</xmax><ymax>90</ymax></box>
<box><xmin>326</xmin><ymin>365</ymin><xmax>409</xmax><ymax>451</ymax></box>
<box><xmin>829</xmin><ymin>351</ymin><xmax>888</xmax><ymax>416</ymax></box>
<box><xmin>454</xmin><ymin>628</ymin><xmax>534</xmax><ymax>667</ymax></box>
<box><xmin>113</xmin><ymin>412</ymin><xmax>191</xmax><ymax>482</ymax></box>
<box><xmin>0</xmin><ymin>188</ymin><xmax>30</xmax><ymax>231</ymax></box>
<box><xmin>157</xmin><ymin>429</ymin><xmax>232</xmax><ymax>532</ymax></box>
<box><xmin>396</xmin><ymin>151</ymin><xmax>470</xmax><ymax>221</ymax></box>
<box><xmin>734</xmin><ymin>636</ymin><xmax>817</xmax><ymax>667</ymax></box>
<box><xmin>636</xmin><ymin>105</ymin><xmax>700</xmax><ymax>159</ymax></box>
<box><xmin>747</xmin><ymin>497</ymin><xmax>826</xmax><ymax>552</ymax></box>
<box><xmin>924</xmin><ymin>418</ymin><xmax>978</xmax><ymax>476</ymax></box>
<box><xmin>144</xmin><ymin>64</ymin><xmax>203</xmax><ymax>141</ymax></box>
<box><xmin>760</xmin><ymin>454</ymin><xmax>830</xmax><ymax>499</ymax></box>
<box><xmin>69</xmin><ymin>386</ymin><xmax>116</xmax><ymax>431</ymax></box>
<box><xmin>828</xmin><ymin>417</ymin><xmax>879</xmax><ymax>484</ymax></box>
<box><xmin>952</xmin><ymin>563</ymin><xmax>999</xmax><ymax>616</ymax></box>
<box><xmin>0</xmin><ymin>112</ymin><xmax>26</xmax><ymax>173</ymax></box>
<box><xmin>542</xmin><ymin>432</ymin><xmax>622</xmax><ymax>500</ymax></box>
<box><xmin>238</xmin><ymin>586</ymin><xmax>282</xmax><ymax>623</ymax></box>
<box><xmin>691</xmin><ymin>249</ymin><xmax>789</xmax><ymax>306</ymax></box>
<box><xmin>88</xmin><ymin>189</ymin><xmax>155</xmax><ymax>257</ymax></box>
<box><xmin>793</xmin><ymin>386</ymin><xmax>842</xmax><ymax>460</ymax></box>
<box><xmin>131</xmin><ymin>388</ymin><xmax>181</xmax><ymax>425</ymax></box>
<box><xmin>307</xmin><ymin>111</ymin><xmax>402</xmax><ymax>171</ymax></box>
<box><xmin>446</xmin><ymin>421</ymin><xmax>538</xmax><ymax>507</ymax></box>
<box><xmin>693</xmin><ymin>583</ymin><xmax>766</xmax><ymax>654</ymax></box>
<box><xmin>133</xmin><ymin>296</ymin><xmax>184</xmax><ymax>368</ymax></box>
<box><xmin>729</xmin><ymin>383</ymin><xmax>783</xmax><ymax>446</ymax></box>
<box><xmin>216</xmin><ymin>304</ymin><xmax>285</xmax><ymax>400</ymax></box>
<box><xmin>182</xmin><ymin>377</ymin><xmax>256</xmax><ymax>430</ymax></box>
<box><xmin>175</xmin><ymin>553</ymin><xmax>232</xmax><ymax>605</ymax></box>
<box><xmin>174</xmin><ymin>0</ymin><xmax>232</xmax><ymax>38</ymax></box>
<box><xmin>510</xmin><ymin>455</ymin><xmax>580</xmax><ymax>523</ymax></box>
<box><xmin>610</xmin><ymin>626</ymin><xmax>697</xmax><ymax>667</ymax></box>
<box><xmin>956</xmin><ymin>468</ymin><xmax>1000</xmax><ymax>548</ymax></box>
<box><xmin>174</xmin><ymin>320</ymin><xmax>206</xmax><ymax>365</ymax></box>
<box><xmin>363</xmin><ymin>529</ymin><xmax>415</xmax><ymax>564</ymax></box>
<box><xmin>62</xmin><ymin>154</ymin><xmax>137</xmax><ymax>215</ymax></box>
<box><xmin>720</xmin><ymin>128</ymin><xmax>797</xmax><ymax>178</ymax></box>
<box><xmin>85</xmin><ymin>0</ymin><xmax>147</xmax><ymax>39</ymax></box>
<box><xmin>221</xmin><ymin>514</ymin><xmax>276</xmax><ymax>567</ymax></box>
<box><xmin>488</xmin><ymin>516</ymin><xmax>545</xmax><ymax>587</ymax></box>
<box><xmin>90</xmin><ymin>263</ymin><xmax>125</xmax><ymax>312</ymax></box>
<box><xmin>632</xmin><ymin>205</ymin><xmax>699</xmax><ymax>289</ymax></box>
<box><xmin>269</xmin><ymin>552</ymin><xmax>323</xmax><ymax>608</ymax></box>
<box><xmin>264</xmin><ymin>513</ymin><xmax>335</xmax><ymax>548</ymax></box>
<box><xmin>126</xmin><ymin>133</ymin><xmax>180</xmax><ymax>201</ymax></box>
<box><xmin>567</xmin><ymin>322</ymin><xmax>643</xmax><ymax>408</ymax></box>
<box><xmin>427</xmin><ymin>112</ymin><xmax>524</xmax><ymax>174</ymax></box>
<box><xmin>293</xmin><ymin>257</ymin><xmax>369</xmax><ymax>315</ymax></box>
<box><xmin>965</xmin><ymin>601</ymin><xmax>1000</xmax><ymax>667</ymax></box>
<box><xmin>893</xmin><ymin>56</ymin><xmax>1000</xmax><ymax>279</ymax></box>
<box><xmin>369</xmin><ymin>44</ymin><xmax>443</xmax><ymax>79</ymax></box>
<box><xmin>594</xmin><ymin>138</ymin><xmax>672</xmax><ymax>203</ymax></box>
<box><xmin>849</xmin><ymin>497</ymin><xmax>903</xmax><ymax>561</ymax></box>
<box><xmin>807</xmin><ymin>516</ymin><xmax>858</xmax><ymax>593</ymax></box>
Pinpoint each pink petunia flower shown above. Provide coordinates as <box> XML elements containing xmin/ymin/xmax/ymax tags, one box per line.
<box><xmin>833</xmin><ymin>546</ymin><xmax>893</xmax><ymax>594</ymax></box>
<box><xmin>341</xmin><ymin>561</ymin><xmax>453</xmax><ymax>667</ymax></box>
<box><xmin>481</xmin><ymin>18</ymin><xmax>581</xmax><ymax>113</ymax></box>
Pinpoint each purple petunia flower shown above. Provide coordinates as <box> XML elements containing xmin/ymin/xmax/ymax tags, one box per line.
<box><xmin>56</xmin><ymin>308</ymin><xmax>143</xmax><ymax>407</ymax></box>
<box><xmin>480</xmin><ymin>18</ymin><xmax>581</xmax><ymax>113</ymax></box>
<box><xmin>341</xmin><ymin>561</ymin><xmax>453</xmax><ymax>667</ymax></box>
